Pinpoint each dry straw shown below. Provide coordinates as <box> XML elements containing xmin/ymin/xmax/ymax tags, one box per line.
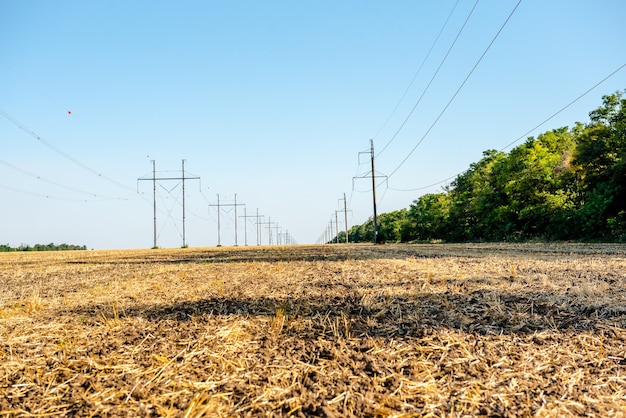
<box><xmin>1</xmin><ymin>243</ymin><xmax>625</xmax><ymax>416</ymax></box>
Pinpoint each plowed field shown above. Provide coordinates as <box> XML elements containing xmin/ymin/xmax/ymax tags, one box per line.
<box><xmin>1</xmin><ymin>243</ymin><xmax>626</xmax><ymax>417</ymax></box>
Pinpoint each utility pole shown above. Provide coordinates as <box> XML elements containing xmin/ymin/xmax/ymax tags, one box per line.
<box><xmin>152</xmin><ymin>160</ymin><xmax>156</xmax><ymax>248</ymax></box>
<box><xmin>239</xmin><ymin>207</ymin><xmax>260</xmax><ymax>246</ymax></box>
<box><xmin>353</xmin><ymin>141</ymin><xmax>386</xmax><ymax>245</ymax></box>
<box><xmin>271</xmin><ymin>224</ymin><xmax>282</xmax><ymax>245</ymax></box>
<box><xmin>211</xmin><ymin>194</ymin><xmax>221</xmax><ymax>246</ymax></box>
<box><xmin>138</xmin><ymin>159</ymin><xmax>157</xmax><ymax>249</ymax></box>
<box><xmin>344</xmin><ymin>192</ymin><xmax>349</xmax><ymax>243</ymax></box>
<box><xmin>337</xmin><ymin>192</ymin><xmax>350</xmax><ymax>243</ymax></box>
<box><xmin>240</xmin><ymin>206</ymin><xmax>247</xmax><ymax>246</ymax></box>
<box><xmin>234</xmin><ymin>194</ymin><xmax>239</xmax><ymax>246</ymax></box>
<box><xmin>251</xmin><ymin>209</ymin><xmax>265</xmax><ymax>246</ymax></box>
<box><xmin>335</xmin><ymin>211</ymin><xmax>339</xmax><ymax>244</ymax></box>
<box><xmin>181</xmin><ymin>160</ymin><xmax>187</xmax><ymax>247</ymax></box>
<box><xmin>370</xmin><ymin>139</ymin><xmax>378</xmax><ymax>244</ymax></box>
<box><xmin>329</xmin><ymin>219</ymin><xmax>334</xmax><ymax>244</ymax></box>
<box><xmin>208</xmin><ymin>194</ymin><xmax>245</xmax><ymax>246</ymax></box>
<box><xmin>137</xmin><ymin>159</ymin><xmax>199</xmax><ymax>249</ymax></box>
<box><xmin>256</xmin><ymin>209</ymin><xmax>262</xmax><ymax>246</ymax></box>
<box><xmin>268</xmin><ymin>219</ymin><xmax>274</xmax><ymax>245</ymax></box>
<box><xmin>258</xmin><ymin>217</ymin><xmax>275</xmax><ymax>246</ymax></box>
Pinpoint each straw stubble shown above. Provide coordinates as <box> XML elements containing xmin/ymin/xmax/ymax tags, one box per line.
<box><xmin>1</xmin><ymin>243</ymin><xmax>625</xmax><ymax>416</ymax></box>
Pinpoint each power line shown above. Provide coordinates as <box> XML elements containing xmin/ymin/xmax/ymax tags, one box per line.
<box><xmin>376</xmin><ymin>0</ymin><xmax>479</xmax><ymax>158</ymax></box>
<box><xmin>497</xmin><ymin>64</ymin><xmax>626</xmax><ymax>152</ymax></box>
<box><xmin>0</xmin><ymin>108</ymin><xmax>136</xmax><ymax>192</ymax></box>
<box><xmin>387</xmin><ymin>0</ymin><xmax>523</xmax><ymax>179</ymax></box>
<box><xmin>0</xmin><ymin>182</ymin><xmax>94</xmax><ymax>202</ymax></box>
<box><xmin>373</xmin><ymin>0</ymin><xmax>461</xmax><ymax>141</ymax></box>
<box><xmin>0</xmin><ymin>159</ymin><xmax>132</xmax><ymax>200</ymax></box>
<box><xmin>388</xmin><ymin>62</ymin><xmax>626</xmax><ymax>192</ymax></box>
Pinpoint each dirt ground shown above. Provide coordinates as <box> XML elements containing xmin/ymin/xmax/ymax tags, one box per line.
<box><xmin>1</xmin><ymin>243</ymin><xmax>626</xmax><ymax>417</ymax></box>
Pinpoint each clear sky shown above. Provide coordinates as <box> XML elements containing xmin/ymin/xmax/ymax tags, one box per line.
<box><xmin>1</xmin><ymin>0</ymin><xmax>625</xmax><ymax>249</ymax></box>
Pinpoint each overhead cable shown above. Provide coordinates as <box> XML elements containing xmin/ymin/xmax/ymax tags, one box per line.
<box><xmin>0</xmin><ymin>182</ymin><xmax>93</xmax><ymax>202</ymax></box>
<box><xmin>0</xmin><ymin>159</ymin><xmax>130</xmax><ymax>200</ymax></box>
<box><xmin>373</xmin><ymin>0</ymin><xmax>461</xmax><ymax>142</ymax></box>
<box><xmin>389</xmin><ymin>61</ymin><xmax>626</xmax><ymax>192</ymax></box>
<box><xmin>387</xmin><ymin>0</ymin><xmax>523</xmax><ymax>179</ymax></box>
<box><xmin>376</xmin><ymin>0</ymin><xmax>479</xmax><ymax>157</ymax></box>
<box><xmin>0</xmin><ymin>108</ymin><xmax>136</xmax><ymax>192</ymax></box>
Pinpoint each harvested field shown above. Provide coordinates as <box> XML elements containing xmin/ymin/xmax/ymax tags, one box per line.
<box><xmin>1</xmin><ymin>243</ymin><xmax>626</xmax><ymax>417</ymax></box>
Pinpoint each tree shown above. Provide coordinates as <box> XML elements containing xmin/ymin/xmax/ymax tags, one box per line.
<box><xmin>344</xmin><ymin>90</ymin><xmax>625</xmax><ymax>243</ymax></box>
<box><xmin>406</xmin><ymin>193</ymin><xmax>451</xmax><ymax>241</ymax></box>
<box><xmin>447</xmin><ymin>150</ymin><xmax>508</xmax><ymax>241</ymax></box>
<box><xmin>376</xmin><ymin>209</ymin><xmax>408</xmax><ymax>243</ymax></box>
<box><xmin>500</xmin><ymin>128</ymin><xmax>577</xmax><ymax>239</ymax></box>
<box><xmin>573</xmin><ymin>90</ymin><xmax>626</xmax><ymax>238</ymax></box>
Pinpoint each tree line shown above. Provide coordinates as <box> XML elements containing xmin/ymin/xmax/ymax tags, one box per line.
<box><xmin>0</xmin><ymin>243</ymin><xmax>88</xmax><ymax>252</ymax></box>
<box><xmin>340</xmin><ymin>90</ymin><xmax>625</xmax><ymax>243</ymax></box>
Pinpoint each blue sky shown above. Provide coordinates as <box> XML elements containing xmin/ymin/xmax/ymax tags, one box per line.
<box><xmin>1</xmin><ymin>0</ymin><xmax>625</xmax><ymax>249</ymax></box>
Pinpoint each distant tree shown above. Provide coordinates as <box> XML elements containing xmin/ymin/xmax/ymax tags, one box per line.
<box><xmin>335</xmin><ymin>231</ymin><xmax>347</xmax><ymax>243</ymax></box>
<box><xmin>2</xmin><ymin>243</ymin><xmax>87</xmax><ymax>252</ymax></box>
<box><xmin>0</xmin><ymin>244</ymin><xmax>14</xmax><ymax>252</ymax></box>
<box><xmin>348</xmin><ymin>220</ymin><xmax>374</xmax><ymax>243</ymax></box>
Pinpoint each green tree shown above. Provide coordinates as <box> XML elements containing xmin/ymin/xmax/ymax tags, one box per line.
<box><xmin>499</xmin><ymin>128</ymin><xmax>577</xmax><ymax>239</ymax></box>
<box><xmin>447</xmin><ymin>150</ymin><xmax>508</xmax><ymax>241</ymax></box>
<box><xmin>573</xmin><ymin>90</ymin><xmax>626</xmax><ymax>238</ymax></box>
<box><xmin>376</xmin><ymin>209</ymin><xmax>408</xmax><ymax>243</ymax></box>
<box><xmin>344</xmin><ymin>90</ymin><xmax>625</xmax><ymax>243</ymax></box>
<box><xmin>406</xmin><ymin>193</ymin><xmax>451</xmax><ymax>241</ymax></box>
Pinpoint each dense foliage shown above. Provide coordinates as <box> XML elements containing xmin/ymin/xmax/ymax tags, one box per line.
<box><xmin>344</xmin><ymin>91</ymin><xmax>626</xmax><ymax>243</ymax></box>
<box><xmin>0</xmin><ymin>243</ymin><xmax>87</xmax><ymax>252</ymax></box>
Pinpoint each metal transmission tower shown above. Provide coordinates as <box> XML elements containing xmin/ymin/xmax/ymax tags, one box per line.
<box><xmin>208</xmin><ymin>194</ymin><xmax>245</xmax><ymax>246</ymax></box>
<box><xmin>258</xmin><ymin>217</ymin><xmax>276</xmax><ymax>245</ymax></box>
<box><xmin>270</xmin><ymin>224</ymin><xmax>282</xmax><ymax>245</ymax></box>
<box><xmin>137</xmin><ymin>159</ymin><xmax>200</xmax><ymax>248</ymax></box>
<box><xmin>239</xmin><ymin>207</ymin><xmax>263</xmax><ymax>246</ymax></box>
<box><xmin>209</xmin><ymin>194</ymin><xmax>222</xmax><ymax>246</ymax></box>
<box><xmin>353</xmin><ymin>140</ymin><xmax>387</xmax><ymax>244</ymax></box>
<box><xmin>284</xmin><ymin>230</ymin><xmax>297</xmax><ymax>245</ymax></box>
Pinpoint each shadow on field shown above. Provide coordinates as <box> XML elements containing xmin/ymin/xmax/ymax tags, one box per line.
<box><xmin>67</xmin><ymin>289</ymin><xmax>626</xmax><ymax>337</ymax></box>
<box><xmin>66</xmin><ymin>245</ymin><xmax>468</xmax><ymax>265</ymax></box>
<box><xmin>66</xmin><ymin>243</ymin><xmax>624</xmax><ymax>266</ymax></box>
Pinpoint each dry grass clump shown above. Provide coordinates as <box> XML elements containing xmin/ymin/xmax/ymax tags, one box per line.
<box><xmin>1</xmin><ymin>243</ymin><xmax>626</xmax><ymax>416</ymax></box>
